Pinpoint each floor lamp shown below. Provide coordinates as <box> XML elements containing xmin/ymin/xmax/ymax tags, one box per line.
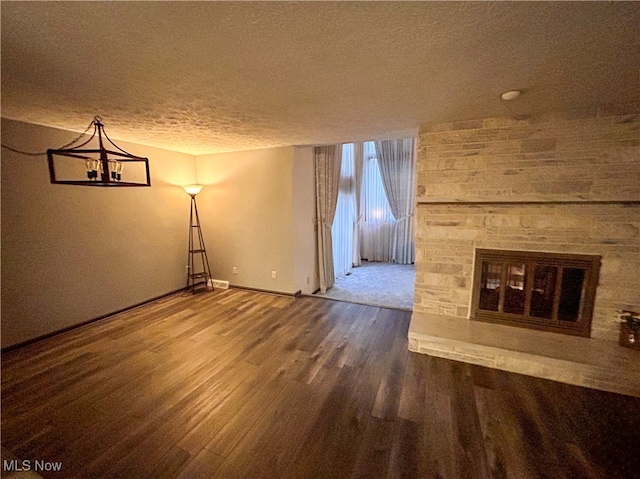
<box><xmin>183</xmin><ymin>185</ymin><xmax>213</xmax><ymax>293</ymax></box>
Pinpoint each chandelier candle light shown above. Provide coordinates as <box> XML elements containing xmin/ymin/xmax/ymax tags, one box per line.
<box><xmin>47</xmin><ymin>117</ymin><xmax>151</xmax><ymax>187</ymax></box>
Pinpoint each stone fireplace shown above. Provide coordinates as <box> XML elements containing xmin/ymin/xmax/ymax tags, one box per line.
<box><xmin>408</xmin><ymin>104</ymin><xmax>640</xmax><ymax>397</ymax></box>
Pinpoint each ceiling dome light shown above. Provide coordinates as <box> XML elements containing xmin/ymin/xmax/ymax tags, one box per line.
<box><xmin>500</xmin><ymin>90</ymin><xmax>522</xmax><ymax>101</ymax></box>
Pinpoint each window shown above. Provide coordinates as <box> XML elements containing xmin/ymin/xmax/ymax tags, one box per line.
<box><xmin>359</xmin><ymin>141</ymin><xmax>396</xmax><ymax>262</ymax></box>
<box><xmin>471</xmin><ymin>249</ymin><xmax>601</xmax><ymax>337</ymax></box>
<box><xmin>362</xmin><ymin>141</ymin><xmax>394</xmax><ymax>223</ymax></box>
<box><xmin>331</xmin><ymin>140</ymin><xmax>415</xmax><ymax>272</ymax></box>
<box><xmin>332</xmin><ymin>144</ymin><xmax>356</xmax><ymax>277</ymax></box>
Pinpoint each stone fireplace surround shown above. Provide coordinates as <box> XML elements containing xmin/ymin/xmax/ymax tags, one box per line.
<box><xmin>408</xmin><ymin>105</ymin><xmax>640</xmax><ymax>397</ymax></box>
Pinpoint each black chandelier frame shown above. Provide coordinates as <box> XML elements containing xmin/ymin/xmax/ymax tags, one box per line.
<box><xmin>47</xmin><ymin>117</ymin><xmax>151</xmax><ymax>187</ymax></box>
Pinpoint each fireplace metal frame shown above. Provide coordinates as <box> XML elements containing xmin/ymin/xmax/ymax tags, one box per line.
<box><xmin>470</xmin><ymin>249</ymin><xmax>601</xmax><ymax>337</ymax></box>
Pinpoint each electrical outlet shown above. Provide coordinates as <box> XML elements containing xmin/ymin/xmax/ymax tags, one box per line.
<box><xmin>271</xmin><ymin>270</ymin><xmax>277</xmax><ymax>279</ymax></box>
<box><xmin>307</xmin><ymin>276</ymin><xmax>310</xmax><ymax>285</ymax></box>
<box><xmin>232</xmin><ymin>266</ymin><xmax>238</xmax><ymax>274</ymax></box>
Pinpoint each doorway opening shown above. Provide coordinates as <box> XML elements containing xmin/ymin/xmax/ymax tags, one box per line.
<box><xmin>317</xmin><ymin>140</ymin><xmax>416</xmax><ymax>310</ymax></box>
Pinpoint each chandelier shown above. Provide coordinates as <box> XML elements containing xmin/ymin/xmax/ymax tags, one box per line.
<box><xmin>47</xmin><ymin>117</ymin><xmax>151</xmax><ymax>187</ymax></box>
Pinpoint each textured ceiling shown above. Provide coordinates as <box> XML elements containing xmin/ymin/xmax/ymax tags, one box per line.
<box><xmin>2</xmin><ymin>2</ymin><xmax>639</xmax><ymax>155</ymax></box>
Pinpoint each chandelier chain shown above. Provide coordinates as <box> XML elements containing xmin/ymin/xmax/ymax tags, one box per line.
<box><xmin>1</xmin><ymin>118</ymin><xmax>98</xmax><ymax>156</ymax></box>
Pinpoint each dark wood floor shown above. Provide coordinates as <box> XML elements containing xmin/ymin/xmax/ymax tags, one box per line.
<box><xmin>2</xmin><ymin>289</ymin><xmax>639</xmax><ymax>479</ymax></box>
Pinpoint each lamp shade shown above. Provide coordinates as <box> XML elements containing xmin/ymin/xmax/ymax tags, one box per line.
<box><xmin>183</xmin><ymin>184</ymin><xmax>204</xmax><ymax>196</ymax></box>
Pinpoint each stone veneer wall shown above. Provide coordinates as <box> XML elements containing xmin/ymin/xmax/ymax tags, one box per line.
<box><xmin>414</xmin><ymin>104</ymin><xmax>639</xmax><ymax>341</ymax></box>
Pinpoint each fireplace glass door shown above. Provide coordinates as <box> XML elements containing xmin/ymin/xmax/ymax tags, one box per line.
<box><xmin>472</xmin><ymin>249</ymin><xmax>600</xmax><ymax>337</ymax></box>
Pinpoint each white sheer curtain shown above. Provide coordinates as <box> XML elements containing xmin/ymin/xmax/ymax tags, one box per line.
<box><xmin>360</xmin><ymin>141</ymin><xmax>395</xmax><ymax>262</ymax></box>
<box><xmin>374</xmin><ymin>138</ymin><xmax>416</xmax><ymax>264</ymax></box>
<box><xmin>352</xmin><ymin>142</ymin><xmax>364</xmax><ymax>267</ymax></box>
<box><xmin>331</xmin><ymin>144</ymin><xmax>356</xmax><ymax>277</ymax></box>
<box><xmin>326</xmin><ymin>139</ymin><xmax>415</xmax><ymax>281</ymax></box>
<box><xmin>315</xmin><ymin>145</ymin><xmax>342</xmax><ymax>294</ymax></box>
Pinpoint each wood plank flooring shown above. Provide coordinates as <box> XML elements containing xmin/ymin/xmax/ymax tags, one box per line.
<box><xmin>2</xmin><ymin>289</ymin><xmax>639</xmax><ymax>479</ymax></box>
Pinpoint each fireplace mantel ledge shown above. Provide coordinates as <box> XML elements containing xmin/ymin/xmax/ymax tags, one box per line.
<box><xmin>408</xmin><ymin>311</ymin><xmax>640</xmax><ymax>398</ymax></box>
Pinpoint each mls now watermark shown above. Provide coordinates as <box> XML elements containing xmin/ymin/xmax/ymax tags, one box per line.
<box><xmin>3</xmin><ymin>459</ymin><xmax>63</xmax><ymax>473</ymax></box>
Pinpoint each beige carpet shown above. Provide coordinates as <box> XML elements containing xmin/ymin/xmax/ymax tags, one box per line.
<box><xmin>316</xmin><ymin>261</ymin><xmax>415</xmax><ymax>310</ymax></box>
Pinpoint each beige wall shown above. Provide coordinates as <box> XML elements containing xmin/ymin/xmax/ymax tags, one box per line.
<box><xmin>413</xmin><ymin>105</ymin><xmax>640</xmax><ymax>341</ymax></box>
<box><xmin>292</xmin><ymin>146</ymin><xmax>319</xmax><ymax>294</ymax></box>
<box><xmin>1</xmin><ymin>119</ymin><xmax>195</xmax><ymax>348</ymax></box>
<box><xmin>195</xmin><ymin>146</ymin><xmax>317</xmax><ymax>295</ymax></box>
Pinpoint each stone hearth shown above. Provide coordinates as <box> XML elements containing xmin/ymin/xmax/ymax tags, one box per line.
<box><xmin>409</xmin><ymin>312</ymin><xmax>640</xmax><ymax>397</ymax></box>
